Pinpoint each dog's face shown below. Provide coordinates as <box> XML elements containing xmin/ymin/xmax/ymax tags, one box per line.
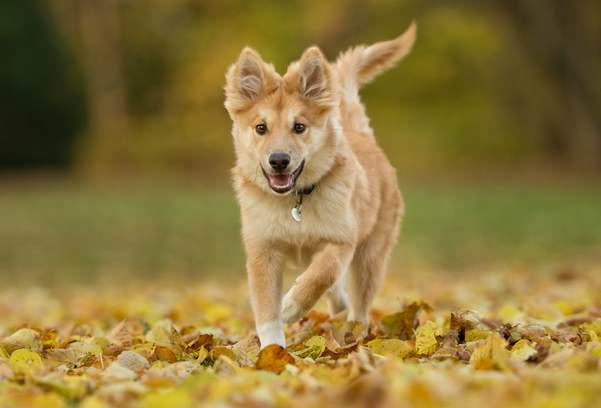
<box><xmin>225</xmin><ymin>47</ymin><xmax>338</xmax><ymax>195</ymax></box>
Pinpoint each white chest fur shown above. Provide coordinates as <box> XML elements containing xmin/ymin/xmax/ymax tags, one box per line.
<box><xmin>239</xmin><ymin>187</ymin><xmax>356</xmax><ymax>246</ymax></box>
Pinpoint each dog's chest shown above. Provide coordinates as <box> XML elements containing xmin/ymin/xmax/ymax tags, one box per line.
<box><xmin>241</xmin><ymin>191</ymin><xmax>355</xmax><ymax>245</ymax></box>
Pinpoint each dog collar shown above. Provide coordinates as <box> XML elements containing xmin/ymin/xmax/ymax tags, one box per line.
<box><xmin>291</xmin><ymin>184</ymin><xmax>316</xmax><ymax>222</ymax></box>
<box><xmin>298</xmin><ymin>184</ymin><xmax>316</xmax><ymax>196</ymax></box>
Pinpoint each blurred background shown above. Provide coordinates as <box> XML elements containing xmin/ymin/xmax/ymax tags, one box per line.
<box><xmin>1</xmin><ymin>0</ymin><xmax>600</xmax><ymax>285</ymax></box>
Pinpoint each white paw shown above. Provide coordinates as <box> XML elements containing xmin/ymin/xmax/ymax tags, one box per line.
<box><xmin>256</xmin><ymin>320</ymin><xmax>285</xmax><ymax>349</ymax></box>
<box><xmin>281</xmin><ymin>291</ymin><xmax>305</xmax><ymax>324</ymax></box>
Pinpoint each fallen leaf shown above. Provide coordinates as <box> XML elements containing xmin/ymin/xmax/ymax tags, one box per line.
<box><xmin>2</xmin><ymin>328</ymin><xmax>42</xmax><ymax>353</ymax></box>
<box><xmin>511</xmin><ymin>339</ymin><xmax>537</xmax><ymax>361</ymax></box>
<box><xmin>381</xmin><ymin>301</ymin><xmax>432</xmax><ymax>340</ymax></box>
<box><xmin>470</xmin><ymin>334</ymin><xmax>512</xmax><ymax>371</ymax></box>
<box><xmin>255</xmin><ymin>345</ymin><xmax>294</xmax><ymax>374</ymax></box>
<box><xmin>301</xmin><ymin>335</ymin><xmax>326</xmax><ymax>359</ymax></box>
<box><xmin>415</xmin><ymin>321</ymin><xmax>441</xmax><ymax>356</ymax></box>
<box><xmin>9</xmin><ymin>348</ymin><xmax>44</xmax><ymax>376</ymax></box>
<box><xmin>118</xmin><ymin>350</ymin><xmax>150</xmax><ymax>372</ymax></box>
<box><xmin>366</xmin><ymin>338</ymin><xmax>413</xmax><ymax>358</ymax></box>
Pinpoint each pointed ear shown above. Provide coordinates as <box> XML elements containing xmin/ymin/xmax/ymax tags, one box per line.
<box><xmin>224</xmin><ymin>47</ymin><xmax>277</xmax><ymax>113</ymax></box>
<box><xmin>296</xmin><ymin>47</ymin><xmax>335</xmax><ymax>107</ymax></box>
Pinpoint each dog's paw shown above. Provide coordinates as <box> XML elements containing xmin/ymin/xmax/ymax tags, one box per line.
<box><xmin>281</xmin><ymin>291</ymin><xmax>305</xmax><ymax>324</ymax></box>
<box><xmin>256</xmin><ymin>320</ymin><xmax>286</xmax><ymax>349</ymax></box>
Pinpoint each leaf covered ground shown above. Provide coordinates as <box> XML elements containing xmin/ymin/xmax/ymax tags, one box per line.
<box><xmin>1</xmin><ymin>267</ymin><xmax>601</xmax><ymax>408</ymax></box>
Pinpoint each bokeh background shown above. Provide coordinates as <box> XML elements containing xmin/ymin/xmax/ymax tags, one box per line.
<box><xmin>1</xmin><ymin>0</ymin><xmax>600</xmax><ymax>286</ymax></box>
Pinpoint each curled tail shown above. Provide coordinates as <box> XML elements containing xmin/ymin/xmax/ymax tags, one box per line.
<box><xmin>335</xmin><ymin>22</ymin><xmax>417</xmax><ymax>133</ymax></box>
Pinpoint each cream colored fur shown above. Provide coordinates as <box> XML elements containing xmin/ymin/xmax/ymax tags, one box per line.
<box><xmin>224</xmin><ymin>23</ymin><xmax>416</xmax><ymax>348</ymax></box>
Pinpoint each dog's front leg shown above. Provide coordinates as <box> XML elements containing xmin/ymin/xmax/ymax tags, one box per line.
<box><xmin>282</xmin><ymin>243</ymin><xmax>354</xmax><ymax>323</ymax></box>
<box><xmin>246</xmin><ymin>243</ymin><xmax>286</xmax><ymax>348</ymax></box>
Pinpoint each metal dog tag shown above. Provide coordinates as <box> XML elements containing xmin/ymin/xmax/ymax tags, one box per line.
<box><xmin>291</xmin><ymin>205</ymin><xmax>302</xmax><ymax>222</ymax></box>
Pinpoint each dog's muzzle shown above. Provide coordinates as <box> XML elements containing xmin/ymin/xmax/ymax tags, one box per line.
<box><xmin>261</xmin><ymin>160</ymin><xmax>305</xmax><ymax>194</ymax></box>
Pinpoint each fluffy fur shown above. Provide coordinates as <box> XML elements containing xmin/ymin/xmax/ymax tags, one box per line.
<box><xmin>224</xmin><ymin>23</ymin><xmax>417</xmax><ymax>348</ymax></box>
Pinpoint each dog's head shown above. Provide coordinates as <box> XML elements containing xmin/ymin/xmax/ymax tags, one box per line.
<box><xmin>225</xmin><ymin>47</ymin><xmax>339</xmax><ymax>195</ymax></box>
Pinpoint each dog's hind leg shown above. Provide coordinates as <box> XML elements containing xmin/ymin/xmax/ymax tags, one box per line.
<box><xmin>347</xmin><ymin>190</ymin><xmax>402</xmax><ymax>324</ymax></box>
<box><xmin>326</xmin><ymin>269</ymin><xmax>349</xmax><ymax>316</ymax></box>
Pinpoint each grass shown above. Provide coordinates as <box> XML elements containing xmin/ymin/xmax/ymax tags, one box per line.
<box><xmin>0</xmin><ymin>178</ymin><xmax>600</xmax><ymax>285</ymax></box>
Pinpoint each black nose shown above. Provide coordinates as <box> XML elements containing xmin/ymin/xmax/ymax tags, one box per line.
<box><xmin>269</xmin><ymin>152</ymin><xmax>290</xmax><ymax>172</ymax></box>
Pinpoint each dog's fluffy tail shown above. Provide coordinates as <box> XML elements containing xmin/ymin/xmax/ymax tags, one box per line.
<box><xmin>335</xmin><ymin>22</ymin><xmax>416</xmax><ymax>133</ymax></box>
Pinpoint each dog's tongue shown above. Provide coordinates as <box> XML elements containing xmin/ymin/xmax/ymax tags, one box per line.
<box><xmin>269</xmin><ymin>174</ymin><xmax>292</xmax><ymax>187</ymax></box>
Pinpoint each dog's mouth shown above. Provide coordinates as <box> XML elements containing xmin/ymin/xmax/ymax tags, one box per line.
<box><xmin>261</xmin><ymin>160</ymin><xmax>305</xmax><ymax>194</ymax></box>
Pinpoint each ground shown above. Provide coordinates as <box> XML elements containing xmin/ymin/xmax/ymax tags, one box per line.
<box><xmin>1</xmin><ymin>268</ymin><xmax>601</xmax><ymax>407</ymax></box>
<box><xmin>0</xmin><ymin>180</ymin><xmax>600</xmax><ymax>407</ymax></box>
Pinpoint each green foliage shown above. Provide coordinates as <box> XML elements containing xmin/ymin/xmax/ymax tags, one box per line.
<box><xmin>4</xmin><ymin>1</ymin><xmax>600</xmax><ymax>173</ymax></box>
<box><xmin>0</xmin><ymin>0</ymin><xmax>85</xmax><ymax>168</ymax></box>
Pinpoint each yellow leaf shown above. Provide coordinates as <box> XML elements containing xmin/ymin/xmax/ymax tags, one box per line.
<box><xmin>141</xmin><ymin>389</ymin><xmax>194</xmax><ymax>408</ymax></box>
<box><xmin>9</xmin><ymin>348</ymin><xmax>44</xmax><ymax>376</ymax></box>
<box><xmin>511</xmin><ymin>339</ymin><xmax>538</xmax><ymax>361</ymax></box>
<box><xmin>202</xmin><ymin>303</ymin><xmax>232</xmax><ymax>324</ymax></box>
<box><xmin>80</xmin><ymin>396</ymin><xmax>109</xmax><ymax>408</ymax></box>
<box><xmin>366</xmin><ymin>338</ymin><xmax>413</xmax><ymax>358</ymax></box>
<box><xmin>470</xmin><ymin>334</ymin><xmax>511</xmax><ymax>371</ymax></box>
<box><xmin>304</xmin><ymin>336</ymin><xmax>326</xmax><ymax>359</ymax></box>
<box><xmin>23</xmin><ymin>393</ymin><xmax>66</xmax><ymax>408</ymax></box>
<box><xmin>582</xmin><ymin>319</ymin><xmax>601</xmax><ymax>341</ymax></box>
<box><xmin>210</xmin><ymin>346</ymin><xmax>238</xmax><ymax>362</ymax></box>
<box><xmin>70</xmin><ymin>340</ymin><xmax>103</xmax><ymax>357</ymax></box>
<box><xmin>498</xmin><ymin>303</ymin><xmax>522</xmax><ymax>324</ymax></box>
<box><xmin>590</xmin><ymin>343</ymin><xmax>601</xmax><ymax>359</ymax></box>
<box><xmin>35</xmin><ymin>375</ymin><xmax>89</xmax><ymax>400</ymax></box>
<box><xmin>415</xmin><ymin>321</ymin><xmax>441</xmax><ymax>356</ymax></box>
<box><xmin>197</xmin><ymin>346</ymin><xmax>208</xmax><ymax>363</ymax></box>
<box><xmin>465</xmin><ymin>328</ymin><xmax>491</xmax><ymax>342</ymax></box>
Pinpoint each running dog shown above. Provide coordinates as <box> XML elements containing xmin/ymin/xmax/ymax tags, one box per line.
<box><xmin>224</xmin><ymin>23</ymin><xmax>416</xmax><ymax>348</ymax></box>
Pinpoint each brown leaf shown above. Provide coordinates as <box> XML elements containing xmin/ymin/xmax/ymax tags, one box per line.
<box><xmin>153</xmin><ymin>346</ymin><xmax>178</xmax><ymax>363</ymax></box>
<box><xmin>255</xmin><ymin>344</ymin><xmax>294</xmax><ymax>374</ymax></box>
<box><xmin>380</xmin><ymin>301</ymin><xmax>432</xmax><ymax>340</ymax></box>
<box><xmin>330</xmin><ymin>320</ymin><xmax>367</xmax><ymax>349</ymax></box>
<box><xmin>186</xmin><ymin>333</ymin><xmax>213</xmax><ymax>352</ymax></box>
<box><xmin>107</xmin><ymin>319</ymin><xmax>145</xmax><ymax>347</ymax></box>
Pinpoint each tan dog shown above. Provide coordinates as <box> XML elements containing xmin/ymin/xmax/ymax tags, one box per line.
<box><xmin>224</xmin><ymin>23</ymin><xmax>416</xmax><ymax>348</ymax></box>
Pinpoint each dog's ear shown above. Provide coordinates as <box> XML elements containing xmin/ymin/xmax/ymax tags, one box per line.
<box><xmin>296</xmin><ymin>47</ymin><xmax>335</xmax><ymax>108</ymax></box>
<box><xmin>225</xmin><ymin>48</ymin><xmax>277</xmax><ymax>113</ymax></box>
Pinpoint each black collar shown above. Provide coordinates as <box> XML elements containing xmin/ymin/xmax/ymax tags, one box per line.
<box><xmin>297</xmin><ymin>184</ymin><xmax>316</xmax><ymax>196</ymax></box>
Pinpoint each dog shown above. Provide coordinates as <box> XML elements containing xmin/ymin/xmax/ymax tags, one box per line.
<box><xmin>224</xmin><ymin>23</ymin><xmax>416</xmax><ymax>348</ymax></box>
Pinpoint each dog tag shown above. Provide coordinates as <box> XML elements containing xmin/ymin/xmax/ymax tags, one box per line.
<box><xmin>291</xmin><ymin>206</ymin><xmax>302</xmax><ymax>222</ymax></box>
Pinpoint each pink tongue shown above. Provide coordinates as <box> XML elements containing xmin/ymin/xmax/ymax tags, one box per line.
<box><xmin>269</xmin><ymin>174</ymin><xmax>292</xmax><ymax>187</ymax></box>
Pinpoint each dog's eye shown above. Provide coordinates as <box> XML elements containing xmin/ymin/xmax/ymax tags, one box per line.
<box><xmin>293</xmin><ymin>122</ymin><xmax>306</xmax><ymax>134</ymax></box>
<box><xmin>255</xmin><ymin>123</ymin><xmax>267</xmax><ymax>135</ymax></box>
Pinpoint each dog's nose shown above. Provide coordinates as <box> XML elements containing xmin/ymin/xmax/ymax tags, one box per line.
<box><xmin>269</xmin><ymin>152</ymin><xmax>290</xmax><ymax>172</ymax></box>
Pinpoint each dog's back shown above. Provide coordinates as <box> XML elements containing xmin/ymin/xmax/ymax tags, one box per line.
<box><xmin>331</xmin><ymin>23</ymin><xmax>416</xmax><ymax>242</ymax></box>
